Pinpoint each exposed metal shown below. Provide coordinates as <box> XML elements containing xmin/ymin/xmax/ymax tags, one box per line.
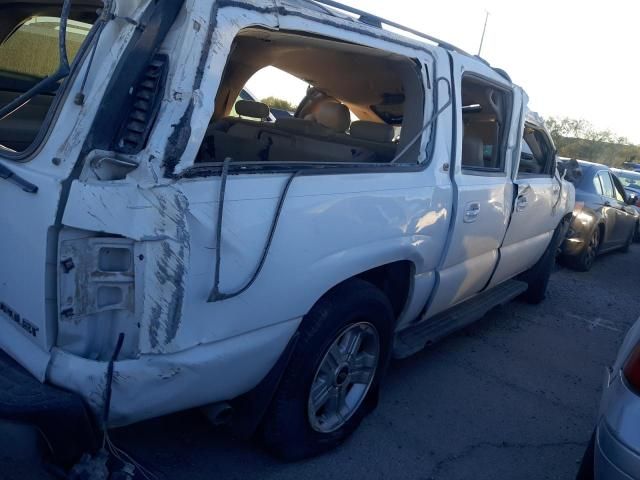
<box><xmin>0</xmin><ymin>0</ymin><xmax>575</xmax><ymax>433</ymax></box>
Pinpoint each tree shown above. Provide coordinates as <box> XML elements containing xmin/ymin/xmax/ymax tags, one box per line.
<box><xmin>544</xmin><ymin>116</ymin><xmax>639</xmax><ymax>167</ymax></box>
<box><xmin>260</xmin><ymin>96</ymin><xmax>296</xmax><ymax>112</ymax></box>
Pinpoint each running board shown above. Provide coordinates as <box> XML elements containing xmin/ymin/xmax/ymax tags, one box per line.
<box><xmin>394</xmin><ymin>280</ymin><xmax>528</xmax><ymax>359</ymax></box>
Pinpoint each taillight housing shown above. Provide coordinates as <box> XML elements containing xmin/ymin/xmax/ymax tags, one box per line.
<box><xmin>623</xmin><ymin>343</ymin><xmax>640</xmax><ymax>394</ymax></box>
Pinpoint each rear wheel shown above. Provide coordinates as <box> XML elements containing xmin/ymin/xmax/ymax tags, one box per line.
<box><xmin>261</xmin><ymin>279</ymin><xmax>394</xmax><ymax>460</ymax></box>
<box><xmin>621</xmin><ymin>224</ymin><xmax>635</xmax><ymax>252</ymax></box>
<box><xmin>570</xmin><ymin>226</ymin><xmax>601</xmax><ymax>272</ymax></box>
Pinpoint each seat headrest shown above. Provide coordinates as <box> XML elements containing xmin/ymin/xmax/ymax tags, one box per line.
<box><xmin>462</xmin><ymin>135</ymin><xmax>484</xmax><ymax>168</ymax></box>
<box><xmin>314</xmin><ymin>102</ymin><xmax>350</xmax><ymax>133</ymax></box>
<box><xmin>350</xmin><ymin>121</ymin><xmax>395</xmax><ymax>143</ymax></box>
<box><xmin>235</xmin><ymin>100</ymin><xmax>270</xmax><ymax>119</ymax></box>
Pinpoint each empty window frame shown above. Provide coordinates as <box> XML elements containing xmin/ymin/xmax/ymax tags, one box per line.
<box><xmin>0</xmin><ymin>9</ymin><xmax>97</xmax><ymax>154</ymax></box>
<box><xmin>518</xmin><ymin>125</ymin><xmax>555</xmax><ymax>177</ymax></box>
<box><xmin>460</xmin><ymin>76</ymin><xmax>511</xmax><ymax>172</ymax></box>
<box><xmin>196</xmin><ymin>28</ymin><xmax>426</xmax><ymax>167</ymax></box>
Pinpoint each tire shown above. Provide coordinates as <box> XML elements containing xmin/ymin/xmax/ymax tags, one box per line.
<box><xmin>621</xmin><ymin>224</ymin><xmax>635</xmax><ymax>252</ymax></box>
<box><xmin>568</xmin><ymin>225</ymin><xmax>601</xmax><ymax>272</ymax></box>
<box><xmin>576</xmin><ymin>430</ymin><xmax>595</xmax><ymax>480</ymax></box>
<box><xmin>261</xmin><ymin>278</ymin><xmax>394</xmax><ymax>461</ymax></box>
<box><xmin>519</xmin><ymin>220</ymin><xmax>566</xmax><ymax>304</ymax></box>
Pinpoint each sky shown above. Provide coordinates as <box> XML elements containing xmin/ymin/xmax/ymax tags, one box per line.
<box><xmin>246</xmin><ymin>0</ymin><xmax>640</xmax><ymax>144</ymax></box>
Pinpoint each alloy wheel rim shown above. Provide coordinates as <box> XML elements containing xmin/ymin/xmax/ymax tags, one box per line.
<box><xmin>307</xmin><ymin>322</ymin><xmax>380</xmax><ymax>433</ymax></box>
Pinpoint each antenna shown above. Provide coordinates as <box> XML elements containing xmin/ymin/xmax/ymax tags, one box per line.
<box><xmin>478</xmin><ymin>11</ymin><xmax>490</xmax><ymax>56</ymax></box>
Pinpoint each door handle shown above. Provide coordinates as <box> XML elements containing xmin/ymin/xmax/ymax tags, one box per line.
<box><xmin>463</xmin><ymin>202</ymin><xmax>481</xmax><ymax>223</ymax></box>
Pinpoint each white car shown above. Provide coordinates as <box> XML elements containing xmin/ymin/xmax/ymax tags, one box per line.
<box><xmin>0</xmin><ymin>0</ymin><xmax>574</xmax><ymax>464</ymax></box>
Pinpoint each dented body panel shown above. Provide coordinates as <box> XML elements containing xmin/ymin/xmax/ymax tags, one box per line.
<box><xmin>0</xmin><ymin>0</ymin><xmax>574</xmax><ymax>428</ymax></box>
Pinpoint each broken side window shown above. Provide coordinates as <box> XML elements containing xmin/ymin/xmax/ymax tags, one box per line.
<box><xmin>195</xmin><ymin>28</ymin><xmax>426</xmax><ymax>168</ymax></box>
<box><xmin>461</xmin><ymin>76</ymin><xmax>511</xmax><ymax>172</ymax></box>
<box><xmin>0</xmin><ymin>6</ymin><xmax>97</xmax><ymax>154</ymax></box>
<box><xmin>518</xmin><ymin>125</ymin><xmax>554</xmax><ymax>177</ymax></box>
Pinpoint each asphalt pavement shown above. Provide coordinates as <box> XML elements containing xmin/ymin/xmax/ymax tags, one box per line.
<box><xmin>2</xmin><ymin>245</ymin><xmax>639</xmax><ymax>480</ymax></box>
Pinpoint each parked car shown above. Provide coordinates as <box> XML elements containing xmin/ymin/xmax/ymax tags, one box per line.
<box><xmin>612</xmin><ymin>168</ymin><xmax>640</xmax><ymax>241</ymax></box>
<box><xmin>0</xmin><ymin>0</ymin><xmax>574</xmax><ymax>464</ymax></box>
<box><xmin>577</xmin><ymin>316</ymin><xmax>640</xmax><ymax>479</ymax></box>
<box><xmin>559</xmin><ymin>160</ymin><xmax>638</xmax><ymax>271</ymax></box>
<box><xmin>612</xmin><ymin>168</ymin><xmax>640</xmax><ymax>197</ymax></box>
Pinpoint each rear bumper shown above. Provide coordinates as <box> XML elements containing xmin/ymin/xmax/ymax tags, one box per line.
<box><xmin>595</xmin><ymin>373</ymin><xmax>640</xmax><ymax>479</ymax></box>
<box><xmin>596</xmin><ymin>421</ymin><xmax>640</xmax><ymax>480</ymax></box>
<box><xmin>1</xmin><ymin>304</ymin><xmax>300</xmax><ymax>428</ymax></box>
<box><xmin>47</xmin><ymin>317</ymin><xmax>301</xmax><ymax>427</ymax></box>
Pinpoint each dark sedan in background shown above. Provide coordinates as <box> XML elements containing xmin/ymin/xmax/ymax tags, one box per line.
<box><xmin>559</xmin><ymin>160</ymin><xmax>639</xmax><ymax>271</ymax></box>
<box><xmin>612</xmin><ymin>168</ymin><xmax>640</xmax><ymax>241</ymax></box>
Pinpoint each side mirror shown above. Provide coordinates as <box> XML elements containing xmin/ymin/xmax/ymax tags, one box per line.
<box><xmin>627</xmin><ymin>193</ymin><xmax>639</xmax><ymax>206</ymax></box>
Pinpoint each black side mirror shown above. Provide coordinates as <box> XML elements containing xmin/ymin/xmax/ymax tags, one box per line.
<box><xmin>627</xmin><ymin>193</ymin><xmax>638</xmax><ymax>206</ymax></box>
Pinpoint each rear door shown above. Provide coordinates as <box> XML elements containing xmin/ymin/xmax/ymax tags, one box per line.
<box><xmin>488</xmin><ymin>120</ymin><xmax>560</xmax><ymax>286</ymax></box>
<box><xmin>425</xmin><ymin>56</ymin><xmax>518</xmax><ymax>317</ymax></box>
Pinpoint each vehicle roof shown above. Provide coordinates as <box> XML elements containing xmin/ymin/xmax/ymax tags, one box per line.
<box><xmin>611</xmin><ymin>167</ymin><xmax>640</xmax><ymax>177</ymax></box>
<box><xmin>276</xmin><ymin>0</ymin><xmax>514</xmax><ymax>83</ymax></box>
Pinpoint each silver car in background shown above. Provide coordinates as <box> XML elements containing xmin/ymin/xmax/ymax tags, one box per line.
<box><xmin>578</xmin><ymin>316</ymin><xmax>640</xmax><ymax>479</ymax></box>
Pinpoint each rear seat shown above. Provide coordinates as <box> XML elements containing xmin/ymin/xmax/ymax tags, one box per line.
<box><xmin>198</xmin><ymin>100</ymin><xmax>397</xmax><ymax>164</ymax></box>
<box><xmin>344</xmin><ymin>121</ymin><xmax>397</xmax><ymax>161</ymax></box>
<box><xmin>265</xmin><ymin>117</ymin><xmax>375</xmax><ymax>163</ymax></box>
<box><xmin>200</xmin><ymin>100</ymin><xmax>271</xmax><ymax>162</ymax></box>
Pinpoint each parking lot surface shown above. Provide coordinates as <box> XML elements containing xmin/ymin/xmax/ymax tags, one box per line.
<box><xmin>3</xmin><ymin>246</ymin><xmax>639</xmax><ymax>480</ymax></box>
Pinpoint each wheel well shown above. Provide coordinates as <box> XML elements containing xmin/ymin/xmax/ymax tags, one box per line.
<box><xmin>354</xmin><ymin>261</ymin><xmax>413</xmax><ymax>319</ymax></box>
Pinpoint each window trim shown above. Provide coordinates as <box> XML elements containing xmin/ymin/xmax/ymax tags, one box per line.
<box><xmin>180</xmin><ymin>26</ymin><xmax>438</xmax><ymax>177</ymax></box>
<box><xmin>596</xmin><ymin>170</ymin><xmax>617</xmax><ymax>200</ymax></box>
<box><xmin>0</xmin><ymin>12</ymin><xmax>102</xmax><ymax>162</ymax></box>
<box><xmin>459</xmin><ymin>72</ymin><xmax>513</xmax><ymax>176</ymax></box>
<box><xmin>516</xmin><ymin>122</ymin><xmax>556</xmax><ymax>179</ymax></box>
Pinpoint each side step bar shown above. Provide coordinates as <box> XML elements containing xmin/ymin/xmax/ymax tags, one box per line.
<box><xmin>394</xmin><ymin>280</ymin><xmax>528</xmax><ymax>359</ymax></box>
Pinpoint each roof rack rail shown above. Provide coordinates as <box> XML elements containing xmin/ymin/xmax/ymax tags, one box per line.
<box><xmin>309</xmin><ymin>0</ymin><xmax>468</xmax><ymax>55</ymax></box>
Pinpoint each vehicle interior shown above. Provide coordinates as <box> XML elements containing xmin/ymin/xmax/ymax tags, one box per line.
<box><xmin>519</xmin><ymin>125</ymin><xmax>554</xmax><ymax>175</ymax></box>
<box><xmin>0</xmin><ymin>1</ymin><xmax>99</xmax><ymax>153</ymax></box>
<box><xmin>461</xmin><ymin>76</ymin><xmax>509</xmax><ymax>171</ymax></box>
<box><xmin>197</xmin><ymin>28</ymin><xmax>426</xmax><ymax>165</ymax></box>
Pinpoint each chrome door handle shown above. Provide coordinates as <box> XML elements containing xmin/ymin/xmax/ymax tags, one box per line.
<box><xmin>463</xmin><ymin>202</ymin><xmax>481</xmax><ymax>223</ymax></box>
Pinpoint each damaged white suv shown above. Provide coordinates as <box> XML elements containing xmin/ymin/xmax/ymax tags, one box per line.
<box><xmin>0</xmin><ymin>0</ymin><xmax>574</xmax><ymax>461</ymax></box>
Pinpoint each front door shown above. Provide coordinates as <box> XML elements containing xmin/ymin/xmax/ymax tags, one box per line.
<box><xmin>596</xmin><ymin>170</ymin><xmax>627</xmax><ymax>247</ymax></box>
